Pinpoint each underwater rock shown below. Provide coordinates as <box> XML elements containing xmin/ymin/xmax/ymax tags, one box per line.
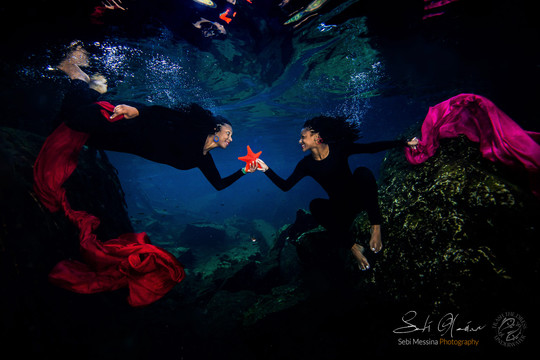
<box><xmin>167</xmin><ymin>246</ymin><xmax>195</xmax><ymax>269</ymax></box>
<box><xmin>223</xmin><ymin>216</ymin><xmax>276</xmax><ymax>254</ymax></box>
<box><xmin>170</xmin><ymin>217</ymin><xmax>307</xmax><ymax>330</ymax></box>
<box><xmin>0</xmin><ymin>126</ymin><xmax>133</xmax><ymax>349</ymax></box>
<box><xmin>201</xmin><ymin>289</ymin><xmax>260</xmax><ymax>336</ymax></box>
<box><xmin>195</xmin><ymin>246</ymin><xmax>261</xmax><ymax>280</ymax></box>
<box><xmin>251</xmin><ymin>219</ymin><xmax>277</xmax><ymax>251</ymax></box>
<box><xmin>356</xmin><ymin>135</ymin><xmax>540</xmax><ymax>310</ymax></box>
<box><xmin>178</xmin><ymin>223</ymin><xmax>228</xmax><ymax>251</ymax></box>
<box><xmin>281</xmin><ymin>209</ymin><xmax>360</xmax><ymax>274</ymax></box>
<box><xmin>286</xmin><ymin>208</ymin><xmax>320</xmax><ymax>241</ymax></box>
<box><xmin>0</xmin><ymin>126</ymin><xmax>133</xmax><ymax>250</ymax></box>
<box><xmin>242</xmin><ymin>284</ymin><xmax>309</xmax><ymax>327</ymax></box>
<box><xmin>178</xmin><ymin>218</ymin><xmax>278</xmax><ymax>262</ymax></box>
<box><xmin>276</xmin><ymin>209</ymin><xmax>375</xmax><ymax>292</ymax></box>
<box><xmin>274</xmin><ymin>135</ymin><xmax>539</xmax><ymax>313</ymax></box>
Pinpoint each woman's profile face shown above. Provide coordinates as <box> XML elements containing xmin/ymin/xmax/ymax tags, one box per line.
<box><xmin>216</xmin><ymin>124</ymin><xmax>233</xmax><ymax>149</ymax></box>
<box><xmin>299</xmin><ymin>128</ymin><xmax>318</xmax><ymax>152</ymax></box>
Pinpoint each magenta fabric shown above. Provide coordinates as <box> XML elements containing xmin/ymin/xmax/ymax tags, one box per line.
<box><xmin>423</xmin><ymin>0</ymin><xmax>460</xmax><ymax>20</ymax></box>
<box><xmin>33</xmin><ymin>102</ymin><xmax>185</xmax><ymax>306</ymax></box>
<box><xmin>404</xmin><ymin>94</ymin><xmax>540</xmax><ymax>199</ymax></box>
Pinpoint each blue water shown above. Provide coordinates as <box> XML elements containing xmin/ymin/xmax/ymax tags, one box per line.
<box><xmin>97</xmin><ymin>32</ymin><xmax>422</xmax><ymax>232</ymax></box>
<box><xmin>107</xmin><ymin>94</ymin><xmax>425</xmax><ymax>231</ymax></box>
<box><xmin>2</xmin><ymin>0</ymin><xmax>536</xmax><ymax>239</ymax></box>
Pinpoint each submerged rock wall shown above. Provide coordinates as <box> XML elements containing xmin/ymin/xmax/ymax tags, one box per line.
<box><xmin>355</xmin><ymin>136</ymin><xmax>540</xmax><ymax>311</ymax></box>
<box><xmin>0</xmin><ymin>126</ymin><xmax>133</xmax><ymax>351</ymax></box>
<box><xmin>274</xmin><ymin>136</ymin><xmax>539</xmax><ymax>314</ymax></box>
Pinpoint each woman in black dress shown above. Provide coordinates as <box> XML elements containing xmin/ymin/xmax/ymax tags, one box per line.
<box><xmin>57</xmin><ymin>45</ymin><xmax>257</xmax><ymax>191</ymax></box>
<box><xmin>256</xmin><ymin>116</ymin><xmax>418</xmax><ymax>270</ymax></box>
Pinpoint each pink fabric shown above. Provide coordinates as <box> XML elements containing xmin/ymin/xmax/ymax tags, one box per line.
<box><xmin>423</xmin><ymin>0</ymin><xmax>460</xmax><ymax>20</ymax></box>
<box><xmin>424</xmin><ymin>0</ymin><xmax>460</xmax><ymax>11</ymax></box>
<box><xmin>33</xmin><ymin>103</ymin><xmax>185</xmax><ymax>306</ymax></box>
<box><xmin>405</xmin><ymin>94</ymin><xmax>540</xmax><ymax>199</ymax></box>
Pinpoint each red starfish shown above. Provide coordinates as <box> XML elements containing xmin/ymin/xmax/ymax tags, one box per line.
<box><xmin>238</xmin><ymin>145</ymin><xmax>262</xmax><ymax>169</ymax></box>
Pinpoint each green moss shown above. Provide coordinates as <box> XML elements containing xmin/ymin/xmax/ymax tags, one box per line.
<box><xmin>362</xmin><ymin>136</ymin><xmax>540</xmax><ymax>309</ymax></box>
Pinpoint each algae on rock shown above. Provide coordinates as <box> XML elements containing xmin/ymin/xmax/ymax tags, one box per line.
<box><xmin>356</xmin><ymin>135</ymin><xmax>540</xmax><ymax>310</ymax></box>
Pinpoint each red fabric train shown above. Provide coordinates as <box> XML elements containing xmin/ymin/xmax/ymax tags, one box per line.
<box><xmin>33</xmin><ymin>101</ymin><xmax>185</xmax><ymax>307</ymax></box>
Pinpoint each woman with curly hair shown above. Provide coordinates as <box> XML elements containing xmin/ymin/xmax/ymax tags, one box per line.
<box><xmin>257</xmin><ymin>116</ymin><xmax>418</xmax><ymax>270</ymax></box>
<box><xmin>55</xmin><ymin>45</ymin><xmax>258</xmax><ymax>188</ymax></box>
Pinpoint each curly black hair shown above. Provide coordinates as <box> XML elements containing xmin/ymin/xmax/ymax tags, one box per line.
<box><xmin>214</xmin><ymin>115</ymin><xmax>232</xmax><ymax>132</ymax></box>
<box><xmin>178</xmin><ymin>103</ymin><xmax>231</xmax><ymax>135</ymax></box>
<box><xmin>303</xmin><ymin>115</ymin><xmax>360</xmax><ymax>144</ymax></box>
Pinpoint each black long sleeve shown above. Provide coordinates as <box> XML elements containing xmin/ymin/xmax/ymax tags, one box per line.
<box><xmin>198</xmin><ymin>154</ymin><xmax>244</xmax><ymax>191</ymax></box>
<box><xmin>345</xmin><ymin>139</ymin><xmax>407</xmax><ymax>155</ymax></box>
<box><xmin>60</xmin><ymin>80</ymin><xmax>246</xmax><ymax>191</ymax></box>
<box><xmin>264</xmin><ymin>161</ymin><xmax>307</xmax><ymax>192</ymax></box>
<box><xmin>263</xmin><ymin>139</ymin><xmax>406</xmax><ymax>199</ymax></box>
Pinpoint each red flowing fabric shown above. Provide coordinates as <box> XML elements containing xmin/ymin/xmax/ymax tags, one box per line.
<box><xmin>405</xmin><ymin>94</ymin><xmax>540</xmax><ymax>199</ymax></box>
<box><xmin>33</xmin><ymin>101</ymin><xmax>185</xmax><ymax>306</ymax></box>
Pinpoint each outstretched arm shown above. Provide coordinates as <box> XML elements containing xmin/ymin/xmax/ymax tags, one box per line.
<box><xmin>102</xmin><ymin>0</ymin><xmax>126</xmax><ymax>10</ymax></box>
<box><xmin>257</xmin><ymin>158</ymin><xmax>306</xmax><ymax>192</ymax></box>
<box><xmin>198</xmin><ymin>154</ymin><xmax>256</xmax><ymax>191</ymax></box>
<box><xmin>347</xmin><ymin>138</ymin><xmax>419</xmax><ymax>154</ymax></box>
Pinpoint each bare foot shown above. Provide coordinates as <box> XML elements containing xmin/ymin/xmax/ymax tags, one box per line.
<box><xmin>58</xmin><ymin>44</ymin><xmax>89</xmax><ymax>68</ymax></box>
<box><xmin>351</xmin><ymin>243</ymin><xmax>370</xmax><ymax>270</ymax></box>
<box><xmin>369</xmin><ymin>224</ymin><xmax>382</xmax><ymax>253</ymax></box>
<box><xmin>56</xmin><ymin>45</ymin><xmax>91</xmax><ymax>82</ymax></box>
<box><xmin>89</xmin><ymin>74</ymin><xmax>108</xmax><ymax>94</ymax></box>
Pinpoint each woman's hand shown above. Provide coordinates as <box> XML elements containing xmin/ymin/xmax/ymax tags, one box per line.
<box><xmin>110</xmin><ymin>104</ymin><xmax>139</xmax><ymax>120</ymax></box>
<box><xmin>256</xmin><ymin>158</ymin><xmax>269</xmax><ymax>172</ymax></box>
<box><xmin>244</xmin><ymin>161</ymin><xmax>258</xmax><ymax>174</ymax></box>
<box><xmin>407</xmin><ymin>137</ymin><xmax>419</xmax><ymax>150</ymax></box>
<box><xmin>102</xmin><ymin>0</ymin><xmax>126</xmax><ymax>11</ymax></box>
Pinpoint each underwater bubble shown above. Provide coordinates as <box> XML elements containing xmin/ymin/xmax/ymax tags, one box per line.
<box><xmin>88</xmin><ymin>37</ymin><xmax>214</xmax><ymax>109</ymax></box>
<box><xmin>330</xmin><ymin>60</ymin><xmax>384</xmax><ymax>124</ymax></box>
<box><xmin>97</xmin><ymin>43</ymin><xmax>139</xmax><ymax>76</ymax></box>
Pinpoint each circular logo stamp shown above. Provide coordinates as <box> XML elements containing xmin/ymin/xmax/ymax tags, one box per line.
<box><xmin>492</xmin><ymin>312</ymin><xmax>527</xmax><ymax>347</ymax></box>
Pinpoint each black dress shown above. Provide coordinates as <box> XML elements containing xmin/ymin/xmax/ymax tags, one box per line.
<box><xmin>63</xmin><ymin>80</ymin><xmax>244</xmax><ymax>191</ymax></box>
<box><xmin>264</xmin><ymin>141</ymin><xmax>405</xmax><ymax>248</ymax></box>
